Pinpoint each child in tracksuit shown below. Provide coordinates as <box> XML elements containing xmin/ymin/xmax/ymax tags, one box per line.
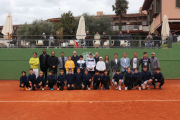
<box><xmin>27</xmin><ymin>69</ymin><xmax>37</xmax><ymax>91</ymax></box>
<box><xmin>47</xmin><ymin>70</ymin><xmax>56</xmax><ymax>90</ymax></box>
<box><xmin>113</xmin><ymin>70</ymin><xmax>123</xmax><ymax>90</ymax></box>
<box><xmin>57</xmin><ymin>70</ymin><xmax>65</xmax><ymax>90</ymax></box>
<box><xmin>141</xmin><ymin>65</ymin><xmax>153</xmax><ymax>90</ymax></box>
<box><xmin>76</xmin><ymin>55</ymin><xmax>86</xmax><ymax>75</ymax></box>
<box><xmin>19</xmin><ymin>71</ymin><xmax>28</xmax><ymax>90</ymax></box>
<box><xmin>124</xmin><ymin>68</ymin><xmax>133</xmax><ymax>90</ymax></box>
<box><xmin>152</xmin><ymin>67</ymin><xmax>164</xmax><ymax>89</ymax></box>
<box><xmin>37</xmin><ymin>71</ymin><xmax>45</xmax><ymax>91</ymax></box>
<box><xmin>83</xmin><ymin>69</ymin><xmax>92</xmax><ymax>90</ymax></box>
<box><xmin>74</xmin><ymin>68</ymin><xmax>83</xmax><ymax>90</ymax></box>
<box><xmin>93</xmin><ymin>71</ymin><xmax>101</xmax><ymax>90</ymax></box>
<box><xmin>133</xmin><ymin>68</ymin><xmax>142</xmax><ymax>90</ymax></box>
<box><xmin>66</xmin><ymin>69</ymin><xmax>75</xmax><ymax>90</ymax></box>
<box><xmin>101</xmin><ymin>69</ymin><xmax>110</xmax><ymax>90</ymax></box>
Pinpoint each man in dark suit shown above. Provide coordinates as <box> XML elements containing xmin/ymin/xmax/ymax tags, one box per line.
<box><xmin>111</xmin><ymin>53</ymin><xmax>121</xmax><ymax>85</ymax></box>
<box><xmin>71</xmin><ymin>51</ymin><xmax>79</xmax><ymax>74</ymax></box>
<box><xmin>39</xmin><ymin>49</ymin><xmax>49</xmax><ymax>80</ymax></box>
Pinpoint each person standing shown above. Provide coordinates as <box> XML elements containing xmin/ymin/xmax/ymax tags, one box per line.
<box><xmin>94</xmin><ymin>52</ymin><xmax>99</xmax><ymax>64</ymax></box>
<box><xmin>76</xmin><ymin>55</ymin><xmax>86</xmax><ymax>75</ymax></box>
<box><xmin>125</xmin><ymin>30</ymin><xmax>132</xmax><ymax>48</ymax></box>
<box><xmin>96</xmin><ymin>57</ymin><xmax>106</xmax><ymax>75</ymax></box>
<box><xmin>120</xmin><ymin>53</ymin><xmax>130</xmax><ymax>76</ymax></box>
<box><xmin>48</xmin><ymin>51</ymin><xmax>59</xmax><ymax>79</ymax></box>
<box><xmin>141</xmin><ymin>52</ymin><xmax>151</xmax><ymax>71</ymax></box>
<box><xmin>85</xmin><ymin>31</ymin><xmax>91</xmax><ymax>47</ymax></box>
<box><xmin>71</xmin><ymin>51</ymin><xmax>79</xmax><ymax>74</ymax></box>
<box><xmin>145</xmin><ymin>32</ymin><xmax>153</xmax><ymax>48</ymax></box>
<box><xmin>29</xmin><ymin>52</ymin><xmax>39</xmax><ymax>78</ymax></box>
<box><xmin>49</xmin><ymin>33</ymin><xmax>55</xmax><ymax>46</ymax></box>
<box><xmin>118</xmin><ymin>31</ymin><xmax>124</xmax><ymax>46</ymax></box>
<box><xmin>58</xmin><ymin>52</ymin><xmax>68</xmax><ymax>75</ymax></box>
<box><xmin>130</xmin><ymin>52</ymin><xmax>141</xmax><ymax>74</ymax></box>
<box><xmin>42</xmin><ymin>33</ymin><xmax>48</xmax><ymax>46</ymax></box>
<box><xmin>39</xmin><ymin>49</ymin><xmax>49</xmax><ymax>80</ymax></box>
<box><xmin>111</xmin><ymin>53</ymin><xmax>120</xmax><ymax>84</ymax></box>
<box><xmin>150</xmin><ymin>52</ymin><xmax>160</xmax><ymax>75</ymax></box>
<box><xmin>65</xmin><ymin>56</ymin><xmax>75</xmax><ymax>74</ymax></box>
<box><xmin>153</xmin><ymin>33</ymin><xmax>161</xmax><ymax>49</ymax></box>
<box><xmin>101</xmin><ymin>32</ymin><xmax>107</xmax><ymax>47</ymax></box>
<box><xmin>104</xmin><ymin>55</ymin><xmax>111</xmax><ymax>75</ymax></box>
<box><xmin>86</xmin><ymin>53</ymin><xmax>96</xmax><ymax>76</ymax></box>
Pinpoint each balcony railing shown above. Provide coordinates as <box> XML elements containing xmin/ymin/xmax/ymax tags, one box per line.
<box><xmin>112</xmin><ymin>25</ymin><xmax>149</xmax><ymax>31</ymax></box>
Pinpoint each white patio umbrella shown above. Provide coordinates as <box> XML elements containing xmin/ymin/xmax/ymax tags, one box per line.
<box><xmin>76</xmin><ymin>16</ymin><xmax>86</xmax><ymax>40</ymax></box>
<box><xmin>161</xmin><ymin>14</ymin><xmax>170</xmax><ymax>44</ymax></box>
<box><xmin>2</xmin><ymin>13</ymin><xmax>13</xmax><ymax>39</ymax></box>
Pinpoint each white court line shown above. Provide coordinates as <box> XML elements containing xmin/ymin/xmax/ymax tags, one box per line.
<box><xmin>0</xmin><ymin>100</ymin><xmax>180</xmax><ymax>103</ymax></box>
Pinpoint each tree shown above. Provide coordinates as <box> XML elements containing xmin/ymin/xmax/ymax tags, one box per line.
<box><xmin>17</xmin><ymin>19</ymin><xmax>55</xmax><ymax>39</ymax></box>
<box><xmin>75</xmin><ymin>13</ymin><xmax>113</xmax><ymax>35</ymax></box>
<box><xmin>112</xmin><ymin>0</ymin><xmax>129</xmax><ymax>31</ymax></box>
<box><xmin>58</xmin><ymin>11</ymin><xmax>76</xmax><ymax>39</ymax></box>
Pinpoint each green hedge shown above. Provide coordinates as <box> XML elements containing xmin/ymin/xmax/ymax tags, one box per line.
<box><xmin>0</xmin><ymin>48</ymin><xmax>180</xmax><ymax>80</ymax></box>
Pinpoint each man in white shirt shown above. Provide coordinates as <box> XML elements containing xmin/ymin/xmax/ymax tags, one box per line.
<box><xmin>86</xmin><ymin>53</ymin><xmax>96</xmax><ymax>76</ymax></box>
<box><xmin>130</xmin><ymin>52</ymin><xmax>141</xmax><ymax>74</ymax></box>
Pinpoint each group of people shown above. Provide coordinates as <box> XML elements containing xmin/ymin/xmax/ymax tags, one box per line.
<box><xmin>19</xmin><ymin>50</ymin><xmax>164</xmax><ymax>91</ymax></box>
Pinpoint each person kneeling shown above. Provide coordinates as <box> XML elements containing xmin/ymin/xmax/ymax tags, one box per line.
<box><xmin>152</xmin><ymin>67</ymin><xmax>164</xmax><ymax>89</ymax></box>
<box><xmin>124</xmin><ymin>68</ymin><xmax>133</xmax><ymax>90</ymax></box>
<box><xmin>19</xmin><ymin>71</ymin><xmax>29</xmax><ymax>91</ymax></box>
<box><xmin>83</xmin><ymin>69</ymin><xmax>92</xmax><ymax>90</ymax></box>
<box><xmin>113</xmin><ymin>70</ymin><xmax>123</xmax><ymax>90</ymax></box>
<box><xmin>141</xmin><ymin>65</ymin><xmax>152</xmax><ymax>90</ymax></box>
<box><xmin>93</xmin><ymin>71</ymin><xmax>101</xmax><ymax>90</ymax></box>
<box><xmin>37</xmin><ymin>71</ymin><xmax>46</xmax><ymax>91</ymax></box>
<box><xmin>133</xmin><ymin>68</ymin><xmax>142</xmax><ymax>90</ymax></box>
<box><xmin>27</xmin><ymin>69</ymin><xmax>37</xmax><ymax>91</ymax></box>
<box><xmin>57</xmin><ymin>70</ymin><xmax>65</xmax><ymax>91</ymax></box>
<box><xmin>101</xmin><ymin>69</ymin><xmax>111</xmax><ymax>90</ymax></box>
<box><xmin>47</xmin><ymin>70</ymin><xmax>56</xmax><ymax>91</ymax></box>
<box><xmin>66</xmin><ymin>69</ymin><xmax>74</xmax><ymax>90</ymax></box>
<box><xmin>74</xmin><ymin>68</ymin><xmax>83</xmax><ymax>90</ymax></box>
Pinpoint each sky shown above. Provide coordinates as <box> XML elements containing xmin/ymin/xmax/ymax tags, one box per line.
<box><xmin>0</xmin><ymin>0</ymin><xmax>144</xmax><ymax>26</ymax></box>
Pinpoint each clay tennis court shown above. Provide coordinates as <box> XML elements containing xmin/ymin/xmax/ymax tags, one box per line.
<box><xmin>0</xmin><ymin>80</ymin><xmax>180</xmax><ymax>120</ymax></box>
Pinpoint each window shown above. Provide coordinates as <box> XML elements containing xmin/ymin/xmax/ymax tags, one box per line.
<box><xmin>133</xmin><ymin>25</ymin><xmax>139</xmax><ymax>30</ymax></box>
<box><xmin>148</xmin><ymin>10</ymin><xmax>153</xmax><ymax>23</ymax></box>
<box><xmin>176</xmin><ymin>0</ymin><xmax>180</xmax><ymax>8</ymax></box>
<box><xmin>152</xmin><ymin>0</ymin><xmax>161</xmax><ymax>18</ymax></box>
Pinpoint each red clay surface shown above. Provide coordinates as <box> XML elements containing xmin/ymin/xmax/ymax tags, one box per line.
<box><xmin>0</xmin><ymin>80</ymin><xmax>180</xmax><ymax>120</ymax></box>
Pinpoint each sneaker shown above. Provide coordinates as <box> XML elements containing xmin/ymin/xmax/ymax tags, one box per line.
<box><xmin>42</xmin><ymin>88</ymin><xmax>44</xmax><ymax>91</ymax></box>
<box><xmin>26</xmin><ymin>88</ymin><xmax>28</xmax><ymax>91</ymax></box>
<box><xmin>119</xmin><ymin>86</ymin><xmax>121</xmax><ymax>91</ymax></box>
<box><xmin>125</xmin><ymin>87</ymin><xmax>127</xmax><ymax>90</ymax></box>
<box><xmin>28</xmin><ymin>88</ymin><xmax>32</xmax><ymax>91</ymax></box>
<box><xmin>139</xmin><ymin>87</ymin><xmax>141</xmax><ymax>90</ymax></box>
<box><xmin>88</xmin><ymin>87</ymin><xmax>91</xmax><ymax>90</ymax></box>
<box><xmin>159</xmin><ymin>85</ymin><xmax>162</xmax><ymax>90</ymax></box>
<box><xmin>50</xmin><ymin>88</ymin><xmax>53</xmax><ymax>91</ymax></box>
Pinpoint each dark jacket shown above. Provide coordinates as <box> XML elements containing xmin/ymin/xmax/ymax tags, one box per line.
<box><xmin>130</xmin><ymin>57</ymin><xmax>141</xmax><ymax>70</ymax></box>
<box><xmin>20</xmin><ymin>75</ymin><xmax>28</xmax><ymax>83</ymax></box>
<box><xmin>27</xmin><ymin>74</ymin><xmax>36</xmax><ymax>83</ymax></box>
<box><xmin>113</xmin><ymin>73</ymin><xmax>123</xmax><ymax>81</ymax></box>
<box><xmin>101</xmin><ymin>74</ymin><xmax>111</xmax><ymax>86</ymax></box>
<box><xmin>118</xmin><ymin>34</ymin><xmax>124</xmax><ymax>40</ymax></box>
<box><xmin>93</xmin><ymin>74</ymin><xmax>101</xmax><ymax>85</ymax></box>
<box><xmin>141</xmin><ymin>70</ymin><xmax>152</xmax><ymax>82</ymax></box>
<box><xmin>153</xmin><ymin>35</ymin><xmax>161</xmax><ymax>44</ymax></box>
<box><xmin>125</xmin><ymin>33</ymin><xmax>132</xmax><ymax>42</ymax></box>
<box><xmin>125</xmin><ymin>72</ymin><xmax>133</xmax><ymax>83</ymax></box>
<box><xmin>39</xmin><ymin>54</ymin><xmax>50</xmax><ymax>69</ymax></box>
<box><xmin>71</xmin><ymin>55</ymin><xmax>79</xmax><ymax>66</ymax></box>
<box><xmin>57</xmin><ymin>74</ymin><xmax>65</xmax><ymax>86</ymax></box>
<box><xmin>66</xmin><ymin>74</ymin><xmax>74</xmax><ymax>84</ymax></box>
<box><xmin>83</xmin><ymin>73</ymin><xmax>92</xmax><ymax>82</ymax></box>
<box><xmin>152</xmin><ymin>72</ymin><xmax>164</xmax><ymax>81</ymax></box>
<box><xmin>133</xmin><ymin>72</ymin><xmax>142</xmax><ymax>82</ymax></box>
<box><xmin>104</xmin><ymin>60</ymin><xmax>111</xmax><ymax>72</ymax></box>
<box><xmin>101</xmin><ymin>35</ymin><xmax>108</xmax><ymax>42</ymax></box>
<box><xmin>94</xmin><ymin>57</ymin><xmax>99</xmax><ymax>63</ymax></box>
<box><xmin>111</xmin><ymin>59</ymin><xmax>120</xmax><ymax>71</ymax></box>
<box><xmin>47</xmin><ymin>75</ymin><xmax>56</xmax><ymax>84</ymax></box>
<box><xmin>85</xmin><ymin>33</ymin><xmax>91</xmax><ymax>39</ymax></box>
<box><xmin>141</xmin><ymin>57</ymin><xmax>151</xmax><ymax>71</ymax></box>
<box><xmin>37</xmin><ymin>76</ymin><xmax>45</xmax><ymax>83</ymax></box>
<box><xmin>48</xmin><ymin>56</ymin><xmax>59</xmax><ymax>73</ymax></box>
<box><xmin>74</xmin><ymin>73</ymin><xmax>83</xmax><ymax>83</ymax></box>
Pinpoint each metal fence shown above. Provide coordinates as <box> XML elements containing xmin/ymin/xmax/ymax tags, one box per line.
<box><xmin>0</xmin><ymin>35</ymin><xmax>174</xmax><ymax>49</ymax></box>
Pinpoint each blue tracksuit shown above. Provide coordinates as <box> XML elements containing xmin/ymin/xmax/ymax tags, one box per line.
<box><xmin>133</xmin><ymin>72</ymin><xmax>142</xmax><ymax>82</ymax></box>
<box><xmin>66</xmin><ymin>74</ymin><xmax>74</xmax><ymax>84</ymax></box>
<box><xmin>141</xmin><ymin>70</ymin><xmax>152</xmax><ymax>82</ymax></box>
<box><xmin>37</xmin><ymin>76</ymin><xmax>45</xmax><ymax>84</ymax></box>
<box><xmin>57</xmin><ymin>74</ymin><xmax>65</xmax><ymax>86</ymax></box>
<box><xmin>74</xmin><ymin>73</ymin><xmax>83</xmax><ymax>84</ymax></box>
<box><xmin>27</xmin><ymin>74</ymin><xmax>37</xmax><ymax>83</ymax></box>
<box><xmin>83</xmin><ymin>73</ymin><xmax>92</xmax><ymax>82</ymax></box>
<box><xmin>113</xmin><ymin>73</ymin><xmax>123</xmax><ymax>82</ymax></box>
<box><xmin>101</xmin><ymin>74</ymin><xmax>111</xmax><ymax>86</ymax></box>
<box><xmin>76</xmin><ymin>60</ymin><xmax>86</xmax><ymax>74</ymax></box>
<box><xmin>93</xmin><ymin>74</ymin><xmax>101</xmax><ymax>85</ymax></box>
<box><xmin>20</xmin><ymin>75</ymin><xmax>28</xmax><ymax>83</ymax></box>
